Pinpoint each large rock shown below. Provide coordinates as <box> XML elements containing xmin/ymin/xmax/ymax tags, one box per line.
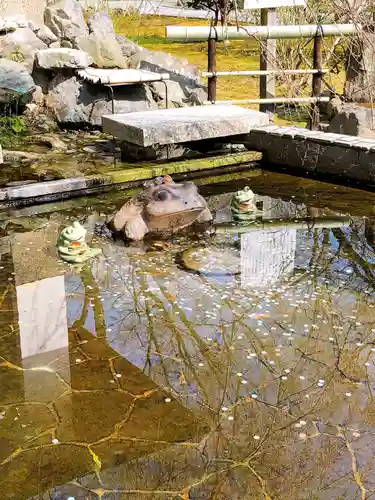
<box><xmin>0</xmin><ymin>28</ymin><xmax>47</xmax><ymax>72</ymax></box>
<box><xmin>116</xmin><ymin>35</ymin><xmax>144</xmax><ymax>59</ymax></box>
<box><xmin>36</xmin><ymin>25</ymin><xmax>58</xmax><ymax>45</ymax></box>
<box><xmin>328</xmin><ymin>103</ymin><xmax>375</xmax><ymax>138</ymax></box>
<box><xmin>149</xmin><ymin>80</ymin><xmax>207</xmax><ymax>108</ymax></box>
<box><xmin>88</xmin><ymin>12</ymin><xmax>116</xmax><ymax>39</ymax></box>
<box><xmin>344</xmin><ymin>33</ymin><xmax>375</xmax><ymax>103</ymax></box>
<box><xmin>0</xmin><ymin>59</ymin><xmax>35</xmax><ymax>103</ymax></box>
<box><xmin>35</xmin><ymin>48</ymin><xmax>93</xmax><ymax>69</ymax></box>
<box><xmin>74</xmin><ymin>34</ymin><xmax>128</xmax><ymax>69</ymax></box>
<box><xmin>45</xmin><ymin>73</ymin><xmax>157</xmax><ymax>126</ymax></box>
<box><xmin>44</xmin><ymin>0</ymin><xmax>88</xmax><ymax>42</ymax></box>
<box><xmin>46</xmin><ymin>0</ymin><xmax>87</xmax><ymax>32</ymax></box>
<box><xmin>129</xmin><ymin>48</ymin><xmax>207</xmax><ymax>105</ymax></box>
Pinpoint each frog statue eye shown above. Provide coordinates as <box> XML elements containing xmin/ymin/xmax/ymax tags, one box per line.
<box><xmin>154</xmin><ymin>190</ymin><xmax>170</xmax><ymax>201</ymax></box>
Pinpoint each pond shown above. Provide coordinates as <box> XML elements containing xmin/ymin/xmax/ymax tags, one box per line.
<box><xmin>1</xmin><ymin>168</ymin><xmax>375</xmax><ymax>499</ymax></box>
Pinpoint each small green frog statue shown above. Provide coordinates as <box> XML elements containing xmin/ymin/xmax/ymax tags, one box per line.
<box><xmin>57</xmin><ymin>221</ymin><xmax>102</xmax><ymax>263</ymax></box>
<box><xmin>231</xmin><ymin>186</ymin><xmax>259</xmax><ymax>221</ymax></box>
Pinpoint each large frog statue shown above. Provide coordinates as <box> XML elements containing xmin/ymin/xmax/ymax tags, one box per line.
<box><xmin>106</xmin><ymin>176</ymin><xmax>213</xmax><ymax>241</ymax></box>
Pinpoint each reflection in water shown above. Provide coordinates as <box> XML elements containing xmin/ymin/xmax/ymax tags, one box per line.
<box><xmin>240</xmin><ymin>228</ymin><xmax>296</xmax><ymax>287</ymax></box>
<box><xmin>2</xmin><ymin>175</ymin><xmax>375</xmax><ymax>499</ymax></box>
<box><xmin>17</xmin><ymin>277</ymin><xmax>68</xmax><ymax>360</ymax></box>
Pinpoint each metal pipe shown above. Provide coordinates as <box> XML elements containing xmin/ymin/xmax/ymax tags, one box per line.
<box><xmin>215</xmin><ymin>217</ymin><xmax>350</xmax><ymax>233</ymax></box>
<box><xmin>202</xmin><ymin>69</ymin><xmax>329</xmax><ymax>77</ymax></box>
<box><xmin>203</xmin><ymin>96</ymin><xmax>330</xmax><ymax>105</ymax></box>
<box><xmin>166</xmin><ymin>24</ymin><xmax>360</xmax><ymax>41</ymax></box>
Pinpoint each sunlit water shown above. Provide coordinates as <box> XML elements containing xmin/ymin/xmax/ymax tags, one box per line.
<box><xmin>2</xmin><ymin>170</ymin><xmax>375</xmax><ymax>499</ymax></box>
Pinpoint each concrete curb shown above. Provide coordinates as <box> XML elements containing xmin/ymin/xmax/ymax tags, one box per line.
<box><xmin>0</xmin><ymin>152</ymin><xmax>259</xmax><ymax>209</ymax></box>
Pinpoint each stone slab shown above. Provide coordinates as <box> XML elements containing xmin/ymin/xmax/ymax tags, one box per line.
<box><xmin>102</xmin><ymin>105</ymin><xmax>269</xmax><ymax>147</ymax></box>
<box><xmin>35</xmin><ymin>48</ymin><xmax>93</xmax><ymax>69</ymax></box>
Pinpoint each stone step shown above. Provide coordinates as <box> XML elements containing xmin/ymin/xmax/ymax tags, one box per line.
<box><xmin>102</xmin><ymin>105</ymin><xmax>269</xmax><ymax>147</ymax></box>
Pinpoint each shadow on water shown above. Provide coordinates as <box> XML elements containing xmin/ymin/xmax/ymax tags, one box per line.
<box><xmin>2</xmin><ymin>171</ymin><xmax>375</xmax><ymax>499</ymax></box>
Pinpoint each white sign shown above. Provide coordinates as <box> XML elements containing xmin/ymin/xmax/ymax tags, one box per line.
<box><xmin>244</xmin><ymin>0</ymin><xmax>306</xmax><ymax>8</ymax></box>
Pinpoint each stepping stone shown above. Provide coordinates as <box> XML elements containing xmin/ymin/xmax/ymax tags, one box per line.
<box><xmin>102</xmin><ymin>105</ymin><xmax>269</xmax><ymax>147</ymax></box>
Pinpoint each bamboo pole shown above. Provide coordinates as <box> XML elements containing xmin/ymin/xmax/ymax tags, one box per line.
<box><xmin>166</xmin><ymin>24</ymin><xmax>360</xmax><ymax>41</ymax></box>
<box><xmin>204</xmin><ymin>96</ymin><xmax>330</xmax><ymax>105</ymax></box>
<box><xmin>202</xmin><ymin>69</ymin><xmax>329</xmax><ymax>77</ymax></box>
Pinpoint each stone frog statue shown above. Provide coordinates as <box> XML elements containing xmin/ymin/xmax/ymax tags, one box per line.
<box><xmin>106</xmin><ymin>176</ymin><xmax>213</xmax><ymax>241</ymax></box>
<box><xmin>231</xmin><ymin>186</ymin><xmax>261</xmax><ymax>221</ymax></box>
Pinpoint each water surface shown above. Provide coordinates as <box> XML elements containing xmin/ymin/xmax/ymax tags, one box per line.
<box><xmin>2</xmin><ymin>170</ymin><xmax>375</xmax><ymax>499</ymax></box>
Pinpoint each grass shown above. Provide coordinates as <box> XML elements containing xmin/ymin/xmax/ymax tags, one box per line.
<box><xmin>110</xmin><ymin>10</ymin><xmax>346</xmax><ymax>127</ymax></box>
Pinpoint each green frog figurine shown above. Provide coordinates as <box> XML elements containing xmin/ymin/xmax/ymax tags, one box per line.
<box><xmin>58</xmin><ymin>221</ymin><xmax>102</xmax><ymax>263</ymax></box>
<box><xmin>231</xmin><ymin>186</ymin><xmax>260</xmax><ymax>221</ymax></box>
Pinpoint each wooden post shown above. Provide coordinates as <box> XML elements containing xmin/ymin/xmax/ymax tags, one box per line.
<box><xmin>208</xmin><ymin>37</ymin><xmax>217</xmax><ymax>103</ymax></box>
<box><xmin>259</xmin><ymin>8</ymin><xmax>277</xmax><ymax>115</ymax></box>
<box><xmin>310</xmin><ymin>29</ymin><xmax>323</xmax><ymax>130</ymax></box>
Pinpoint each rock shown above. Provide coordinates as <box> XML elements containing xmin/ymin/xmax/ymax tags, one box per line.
<box><xmin>325</xmin><ymin>96</ymin><xmax>343</xmax><ymax>120</ymax></box>
<box><xmin>88</xmin><ymin>12</ymin><xmax>116</xmax><ymax>39</ymax></box>
<box><xmin>27</xmin><ymin>20</ymin><xmax>39</xmax><ymax>32</ymax></box>
<box><xmin>31</xmin><ymin>85</ymin><xmax>44</xmax><ymax>104</ymax></box>
<box><xmin>31</xmin><ymin>68</ymin><xmax>50</xmax><ymax>93</ymax></box>
<box><xmin>23</xmin><ymin>104</ymin><xmax>58</xmax><ymax>133</ymax></box>
<box><xmin>0</xmin><ymin>59</ymin><xmax>35</xmax><ymax>103</ymax></box>
<box><xmin>51</xmin><ymin>0</ymin><xmax>87</xmax><ymax>33</ymax></box>
<box><xmin>74</xmin><ymin>34</ymin><xmax>128</xmax><ymax>69</ymax></box>
<box><xmin>0</xmin><ymin>28</ymin><xmax>47</xmax><ymax>72</ymax></box>
<box><xmin>119</xmin><ymin>141</ymin><xmax>191</xmax><ymax>161</ymax></box>
<box><xmin>49</xmin><ymin>41</ymin><xmax>61</xmax><ymax>49</ymax></box>
<box><xmin>344</xmin><ymin>33</ymin><xmax>375</xmax><ymax>103</ymax></box>
<box><xmin>3</xmin><ymin>150</ymin><xmax>41</xmax><ymax>163</ymax></box>
<box><xmin>0</xmin><ymin>145</ymin><xmax>3</xmax><ymax>164</ymax></box>
<box><xmin>36</xmin><ymin>25</ymin><xmax>58</xmax><ymax>45</ymax></box>
<box><xmin>317</xmin><ymin>90</ymin><xmax>333</xmax><ymax>117</ymax></box>
<box><xmin>149</xmin><ymin>80</ymin><xmax>207</xmax><ymax>108</ymax></box>
<box><xmin>60</xmin><ymin>40</ymin><xmax>73</xmax><ymax>48</ymax></box>
<box><xmin>26</xmin><ymin>134</ymin><xmax>68</xmax><ymax>151</ymax></box>
<box><xmin>45</xmin><ymin>74</ymin><xmax>157</xmax><ymax>126</ymax></box>
<box><xmin>44</xmin><ymin>0</ymin><xmax>88</xmax><ymax>43</ymax></box>
<box><xmin>129</xmin><ymin>48</ymin><xmax>207</xmax><ymax>105</ymax></box>
<box><xmin>116</xmin><ymin>35</ymin><xmax>144</xmax><ymax>59</ymax></box>
<box><xmin>35</xmin><ymin>48</ymin><xmax>93</xmax><ymax>69</ymax></box>
<box><xmin>328</xmin><ymin>103</ymin><xmax>375</xmax><ymax>138</ymax></box>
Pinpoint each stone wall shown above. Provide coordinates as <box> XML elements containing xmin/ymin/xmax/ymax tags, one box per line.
<box><xmin>0</xmin><ymin>0</ymin><xmax>46</xmax><ymax>24</ymax></box>
<box><xmin>246</xmin><ymin>125</ymin><xmax>375</xmax><ymax>184</ymax></box>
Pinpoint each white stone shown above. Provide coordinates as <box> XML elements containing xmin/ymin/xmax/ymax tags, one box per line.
<box><xmin>36</xmin><ymin>25</ymin><xmax>58</xmax><ymax>45</ymax></box>
<box><xmin>0</xmin><ymin>28</ymin><xmax>47</xmax><ymax>72</ymax></box>
<box><xmin>35</xmin><ymin>48</ymin><xmax>93</xmax><ymax>69</ymax></box>
<box><xmin>0</xmin><ymin>145</ymin><xmax>3</xmax><ymax>164</ymax></box>
<box><xmin>102</xmin><ymin>105</ymin><xmax>269</xmax><ymax>147</ymax></box>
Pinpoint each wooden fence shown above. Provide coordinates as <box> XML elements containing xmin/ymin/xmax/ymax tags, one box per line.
<box><xmin>166</xmin><ymin>22</ymin><xmax>359</xmax><ymax>130</ymax></box>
